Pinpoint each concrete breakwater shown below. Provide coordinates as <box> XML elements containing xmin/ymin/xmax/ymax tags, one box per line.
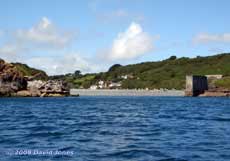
<box><xmin>70</xmin><ymin>89</ymin><xmax>185</xmax><ymax>96</ymax></box>
<box><xmin>185</xmin><ymin>75</ymin><xmax>230</xmax><ymax>97</ymax></box>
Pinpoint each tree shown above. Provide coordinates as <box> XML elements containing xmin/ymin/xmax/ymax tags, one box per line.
<box><xmin>108</xmin><ymin>64</ymin><xmax>122</xmax><ymax>72</ymax></box>
<box><xmin>74</xmin><ymin>70</ymin><xmax>81</xmax><ymax>77</ymax></box>
<box><xmin>168</xmin><ymin>55</ymin><xmax>177</xmax><ymax>60</ymax></box>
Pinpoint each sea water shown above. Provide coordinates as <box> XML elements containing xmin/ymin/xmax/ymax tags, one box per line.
<box><xmin>0</xmin><ymin>97</ymin><xmax>229</xmax><ymax>161</ymax></box>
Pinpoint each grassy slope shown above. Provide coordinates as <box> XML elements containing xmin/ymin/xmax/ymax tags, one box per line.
<box><xmin>50</xmin><ymin>53</ymin><xmax>230</xmax><ymax>89</ymax></box>
<box><xmin>13</xmin><ymin>63</ymin><xmax>48</xmax><ymax>80</ymax></box>
<box><xmin>117</xmin><ymin>54</ymin><xmax>230</xmax><ymax>89</ymax></box>
<box><xmin>215</xmin><ymin>77</ymin><xmax>230</xmax><ymax>89</ymax></box>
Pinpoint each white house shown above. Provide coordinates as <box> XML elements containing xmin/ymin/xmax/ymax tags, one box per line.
<box><xmin>109</xmin><ymin>82</ymin><xmax>121</xmax><ymax>88</ymax></box>
<box><xmin>89</xmin><ymin>85</ymin><xmax>97</xmax><ymax>90</ymax></box>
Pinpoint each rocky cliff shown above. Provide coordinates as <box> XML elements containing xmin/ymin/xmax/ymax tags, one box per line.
<box><xmin>0</xmin><ymin>59</ymin><xmax>27</xmax><ymax>96</ymax></box>
<box><xmin>0</xmin><ymin>58</ymin><xmax>70</xmax><ymax>97</ymax></box>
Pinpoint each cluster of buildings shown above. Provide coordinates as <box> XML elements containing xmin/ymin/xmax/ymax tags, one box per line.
<box><xmin>90</xmin><ymin>80</ymin><xmax>121</xmax><ymax>90</ymax></box>
<box><xmin>89</xmin><ymin>74</ymin><xmax>134</xmax><ymax>90</ymax></box>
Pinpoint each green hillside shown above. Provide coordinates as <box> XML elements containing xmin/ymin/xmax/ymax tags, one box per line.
<box><xmin>13</xmin><ymin>63</ymin><xmax>48</xmax><ymax>80</ymax></box>
<box><xmin>50</xmin><ymin>53</ymin><xmax>230</xmax><ymax>89</ymax></box>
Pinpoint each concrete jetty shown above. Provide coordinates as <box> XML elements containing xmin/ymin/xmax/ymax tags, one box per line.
<box><xmin>185</xmin><ymin>75</ymin><xmax>208</xmax><ymax>96</ymax></box>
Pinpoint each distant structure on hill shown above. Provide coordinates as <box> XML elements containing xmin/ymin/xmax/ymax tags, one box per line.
<box><xmin>205</xmin><ymin>75</ymin><xmax>223</xmax><ymax>79</ymax></box>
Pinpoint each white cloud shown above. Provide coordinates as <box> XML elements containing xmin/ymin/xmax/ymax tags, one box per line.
<box><xmin>0</xmin><ymin>17</ymin><xmax>104</xmax><ymax>75</ymax></box>
<box><xmin>0</xmin><ymin>17</ymin><xmax>76</xmax><ymax>62</ymax></box>
<box><xmin>0</xmin><ymin>43</ymin><xmax>29</xmax><ymax>62</ymax></box>
<box><xmin>208</xmin><ymin>48</ymin><xmax>224</xmax><ymax>53</ymax></box>
<box><xmin>0</xmin><ymin>18</ymin><xmax>158</xmax><ymax>75</ymax></box>
<box><xmin>25</xmin><ymin>54</ymin><xmax>103</xmax><ymax>75</ymax></box>
<box><xmin>193</xmin><ymin>33</ymin><xmax>230</xmax><ymax>44</ymax></box>
<box><xmin>107</xmin><ymin>22</ymin><xmax>156</xmax><ymax>60</ymax></box>
<box><xmin>15</xmin><ymin>17</ymin><xmax>74</xmax><ymax>48</ymax></box>
<box><xmin>0</xmin><ymin>44</ymin><xmax>20</xmax><ymax>56</ymax></box>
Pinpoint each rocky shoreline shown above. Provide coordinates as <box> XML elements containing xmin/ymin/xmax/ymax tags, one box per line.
<box><xmin>15</xmin><ymin>80</ymin><xmax>70</xmax><ymax>97</ymax></box>
<box><xmin>199</xmin><ymin>89</ymin><xmax>230</xmax><ymax>97</ymax></box>
<box><xmin>0</xmin><ymin>59</ymin><xmax>70</xmax><ymax>97</ymax></box>
<box><xmin>1</xmin><ymin>58</ymin><xmax>229</xmax><ymax>97</ymax></box>
<box><xmin>1</xmin><ymin>80</ymin><xmax>70</xmax><ymax>97</ymax></box>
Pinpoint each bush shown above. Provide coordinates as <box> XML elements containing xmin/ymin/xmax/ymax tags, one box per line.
<box><xmin>215</xmin><ymin>77</ymin><xmax>230</xmax><ymax>89</ymax></box>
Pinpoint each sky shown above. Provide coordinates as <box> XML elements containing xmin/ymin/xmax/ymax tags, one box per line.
<box><xmin>0</xmin><ymin>0</ymin><xmax>230</xmax><ymax>75</ymax></box>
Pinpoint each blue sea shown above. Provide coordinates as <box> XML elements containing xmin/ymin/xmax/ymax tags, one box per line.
<box><xmin>0</xmin><ymin>97</ymin><xmax>230</xmax><ymax>161</ymax></box>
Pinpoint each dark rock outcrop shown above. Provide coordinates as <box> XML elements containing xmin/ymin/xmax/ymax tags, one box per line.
<box><xmin>0</xmin><ymin>58</ymin><xmax>70</xmax><ymax>97</ymax></box>
<box><xmin>0</xmin><ymin>59</ymin><xmax>27</xmax><ymax>96</ymax></box>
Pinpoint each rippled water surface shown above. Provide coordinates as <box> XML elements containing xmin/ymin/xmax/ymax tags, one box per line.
<box><xmin>0</xmin><ymin>97</ymin><xmax>230</xmax><ymax>161</ymax></box>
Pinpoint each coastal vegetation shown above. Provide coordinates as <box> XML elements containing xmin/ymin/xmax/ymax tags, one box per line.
<box><xmin>1</xmin><ymin>53</ymin><xmax>230</xmax><ymax>92</ymax></box>
<box><xmin>215</xmin><ymin>77</ymin><xmax>230</xmax><ymax>89</ymax></box>
<box><xmin>50</xmin><ymin>53</ymin><xmax>230</xmax><ymax>90</ymax></box>
<box><xmin>13</xmin><ymin>63</ymin><xmax>48</xmax><ymax>80</ymax></box>
<box><xmin>49</xmin><ymin>73</ymin><xmax>96</xmax><ymax>89</ymax></box>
